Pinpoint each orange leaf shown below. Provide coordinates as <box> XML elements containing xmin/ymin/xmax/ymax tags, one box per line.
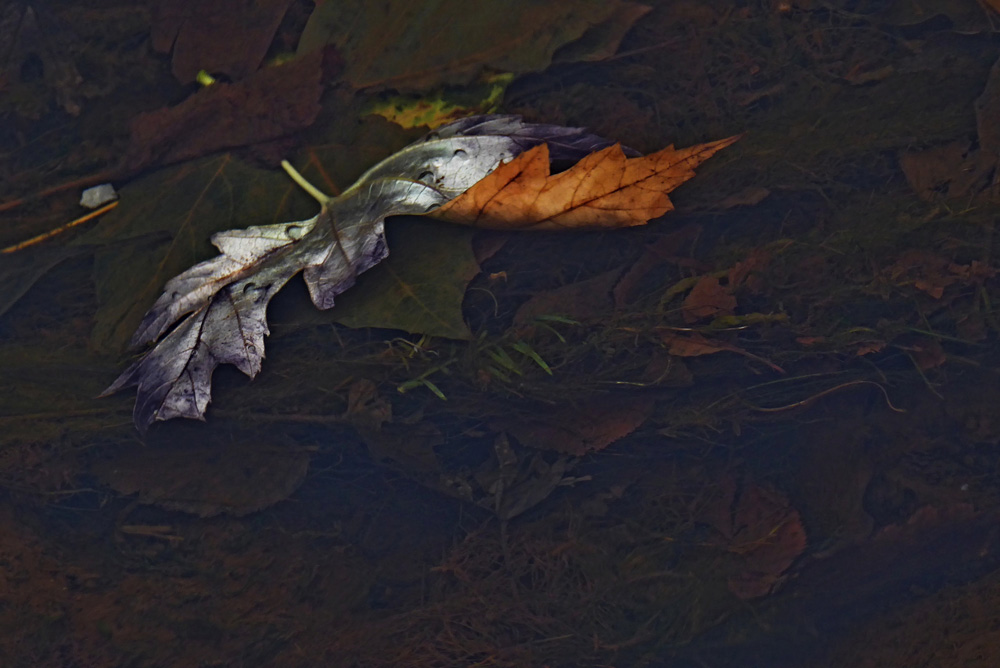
<box><xmin>433</xmin><ymin>135</ymin><xmax>741</xmax><ymax>230</ymax></box>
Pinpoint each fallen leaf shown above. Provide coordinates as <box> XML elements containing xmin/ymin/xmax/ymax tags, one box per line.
<box><xmin>795</xmin><ymin>336</ymin><xmax>826</xmax><ymax>346</ymax></box>
<box><xmin>884</xmin><ymin>250</ymin><xmax>991</xmax><ymax>301</ymax></box>
<box><xmin>682</xmin><ymin>276</ymin><xmax>737</xmax><ymax>323</ymax></box>
<box><xmin>908</xmin><ymin>339</ymin><xmax>947</xmax><ymax>370</ymax></box>
<box><xmin>367</xmin><ymin>73</ymin><xmax>514</xmax><ymax>130</ymax></box>
<box><xmin>899</xmin><ymin>140</ymin><xmax>978</xmax><ymax>202</ymax></box>
<box><xmin>913</xmin><ymin>278</ymin><xmax>945</xmax><ymax>299</ymax></box>
<box><xmin>99</xmin><ymin>209</ymin><xmax>347</xmax><ymax>430</ymax></box>
<box><xmin>613</xmin><ymin>224</ymin><xmax>702</xmax><ymax>308</ymax></box>
<box><xmin>727</xmin><ymin>247</ymin><xmax>772</xmax><ymax>293</ymax></box>
<box><xmin>496</xmin><ymin>396</ymin><xmax>653</xmax><ymax>456</ymax></box>
<box><xmin>297</xmin><ymin>0</ymin><xmax>650</xmax><ymax>91</ymax></box>
<box><xmin>331</xmin><ymin>219</ymin><xmax>480</xmax><ymax>340</ymax></box>
<box><xmin>951</xmin><ymin>259</ymin><xmax>997</xmax><ymax>283</ymax></box>
<box><xmin>344</xmin><ymin>379</ymin><xmax>392</xmax><ymax>431</ymax></box>
<box><xmin>152</xmin><ymin>0</ymin><xmax>294</xmax><ymax>83</ymax></box>
<box><xmin>122</xmin><ymin>52</ymin><xmax>324</xmax><ymax>173</ymax></box>
<box><xmin>976</xmin><ymin>54</ymin><xmax>1000</xmax><ymax>159</ymax></box>
<box><xmin>855</xmin><ymin>341</ymin><xmax>886</xmax><ymax>356</ymax></box>
<box><xmin>0</xmin><ymin>245</ymin><xmax>88</xmax><ymax>319</ymax></box>
<box><xmin>727</xmin><ymin>485</ymin><xmax>807</xmax><ymax>599</ymax></box>
<box><xmin>551</xmin><ymin>2</ymin><xmax>653</xmax><ymax>63</ymax></box>
<box><xmin>700</xmin><ymin>480</ymin><xmax>807</xmax><ymax>599</ymax></box>
<box><xmin>105</xmin><ymin>116</ymin><xmax>626</xmax><ymax>430</ymax></box>
<box><xmin>974</xmin><ymin>53</ymin><xmax>1000</xmax><ymax>202</ymax></box>
<box><xmin>660</xmin><ymin>331</ymin><xmax>732</xmax><ymax>357</ymax></box>
<box><xmin>874</xmin><ymin>503</ymin><xmax>976</xmax><ymax>543</ymax></box>
<box><xmin>360</xmin><ymin>420</ymin><xmax>446</xmax><ymax>477</ymax></box>
<box><xmin>876</xmin><ymin>0</ymin><xmax>995</xmax><ymax>34</ymax></box>
<box><xmin>0</xmin><ymin>3</ymin><xmax>84</xmax><ymax>115</ymax></box>
<box><xmin>900</xmin><ymin>56</ymin><xmax>1000</xmax><ymax>204</ymax></box>
<box><xmin>433</xmin><ymin>136</ymin><xmax>741</xmax><ymax>230</ymax></box>
<box><xmin>94</xmin><ymin>436</ymin><xmax>310</xmax><ymax>517</ymax></box>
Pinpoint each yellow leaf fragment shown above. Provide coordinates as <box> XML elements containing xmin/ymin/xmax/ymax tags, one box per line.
<box><xmin>368</xmin><ymin>73</ymin><xmax>514</xmax><ymax>129</ymax></box>
<box><xmin>434</xmin><ymin>134</ymin><xmax>741</xmax><ymax>230</ymax></box>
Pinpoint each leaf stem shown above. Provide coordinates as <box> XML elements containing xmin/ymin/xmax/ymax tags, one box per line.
<box><xmin>281</xmin><ymin>160</ymin><xmax>331</xmax><ymax>205</ymax></box>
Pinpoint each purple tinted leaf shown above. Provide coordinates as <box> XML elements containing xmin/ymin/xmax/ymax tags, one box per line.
<box><xmin>105</xmin><ymin>261</ymin><xmax>299</xmax><ymax>432</ymax></box>
<box><xmin>130</xmin><ymin>218</ymin><xmax>317</xmax><ymax>348</ymax></box>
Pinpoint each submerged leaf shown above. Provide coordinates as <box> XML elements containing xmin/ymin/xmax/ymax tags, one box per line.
<box><xmin>496</xmin><ymin>396</ymin><xmax>654</xmax><ymax>456</ymax></box>
<box><xmin>331</xmin><ymin>219</ymin><xmax>479</xmax><ymax>340</ymax></box>
<box><xmin>152</xmin><ymin>0</ymin><xmax>295</xmax><ymax>83</ymax></box>
<box><xmin>682</xmin><ymin>276</ymin><xmax>737</xmax><ymax>323</ymax></box>
<box><xmin>95</xmin><ymin>437</ymin><xmax>310</xmax><ymax>517</ymax></box>
<box><xmin>122</xmin><ymin>51</ymin><xmax>324</xmax><ymax>173</ymax></box>
<box><xmin>0</xmin><ymin>245</ymin><xmax>87</xmax><ymax>319</ymax></box>
<box><xmin>512</xmin><ymin>269</ymin><xmax>620</xmax><ymax>329</ymax></box>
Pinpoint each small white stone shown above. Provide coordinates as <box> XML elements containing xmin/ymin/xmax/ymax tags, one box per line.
<box><xmin>80</xmin><ymin>183</ymin><xmax>118</xmax><ymax>209</ymax></box>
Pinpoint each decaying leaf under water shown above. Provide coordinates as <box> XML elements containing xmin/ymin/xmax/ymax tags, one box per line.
<box><xmin>104</xmin><ymin>116</ymin><xmax>635</xmax><ymax>431</ymax></box>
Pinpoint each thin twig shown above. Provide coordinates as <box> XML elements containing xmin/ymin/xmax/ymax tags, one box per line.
<box><xmin>1</xmin><ymin>201</ymin><xmax>118</xmax><ymax>253</ymax></box>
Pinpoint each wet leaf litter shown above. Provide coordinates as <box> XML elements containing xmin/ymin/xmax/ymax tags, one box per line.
<box><xmin>103</xmin><ymin>115</ymin><xmax>737</xmax><ymax>432</ymax></box>
<box><xmin>3</xmin><ymin>2</ymin><xmax>1000</xmax><ymax>667</ymax></box>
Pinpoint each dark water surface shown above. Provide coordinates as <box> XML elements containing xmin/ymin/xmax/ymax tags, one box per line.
<box><xmin>2</xmin><ymin>2</ymin><xmax>1000</xmax><ymax>667</ymax></box>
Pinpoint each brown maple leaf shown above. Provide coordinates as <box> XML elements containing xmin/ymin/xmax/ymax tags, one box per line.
<box><xmin>432</xmin><ymin>135</ymin><xmax>741</xmax><ymax>230</ymax></box>
<box><xmin>682</xmin><ymin>275</ymin><xmax>737</xmax><ymax>323</ymax></box>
